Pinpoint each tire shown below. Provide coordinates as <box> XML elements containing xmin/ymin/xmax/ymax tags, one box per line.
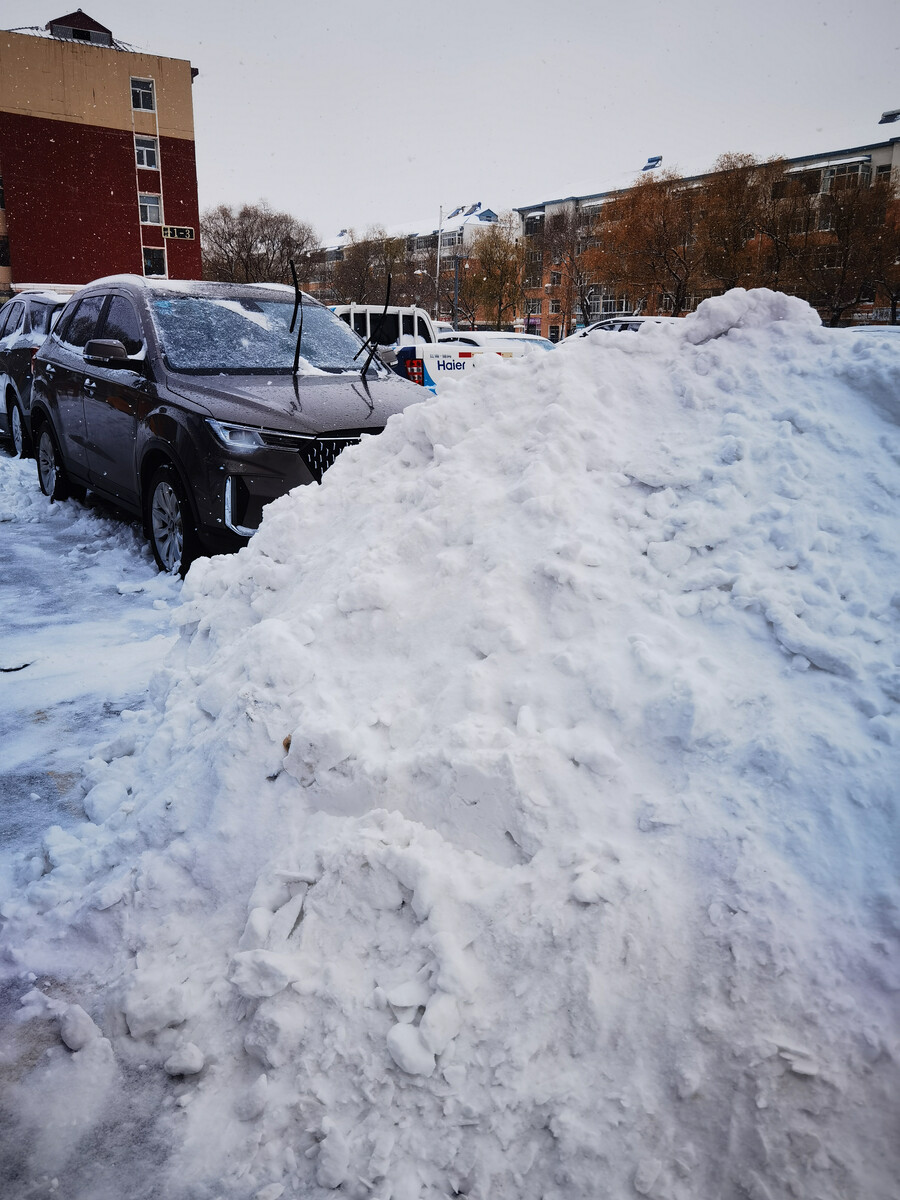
<box><xmin>146</xmin><ymin>464</ymin><xmax>199</xmax><ymax>577</ymax></box>
<box><xmin>9</xmin><ymin>398</ymin><xmax>32</xmax><ymax>458</ymax></box>
<box><xmin>36</xmin><ymin>423</ymin><xmax>72</xmax><ymax>501</ymax></box>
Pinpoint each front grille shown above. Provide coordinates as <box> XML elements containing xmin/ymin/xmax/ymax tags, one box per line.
<box><xmin>298</xmin><ymin>430</ymin><xmax>388</xmax><ymax>482</ymax></box>
<box><xmin>299</xmin><ymin>437</ymin><xmax>358</xmax><ymax>481</ymax></box>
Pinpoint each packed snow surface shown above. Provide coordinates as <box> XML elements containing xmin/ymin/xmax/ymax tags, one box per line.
<box><xmin>1</xmin><ymin>290</ymin><xmax>898</xmax><ymax>1199</ymax></box>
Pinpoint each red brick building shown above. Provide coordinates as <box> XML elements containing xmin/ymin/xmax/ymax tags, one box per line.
<box><xmin>0</xmin><ymin>10</ymin><xmax>202</xmax><ymax>297</ymax></box>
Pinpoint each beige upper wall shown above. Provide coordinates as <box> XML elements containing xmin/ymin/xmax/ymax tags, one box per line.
<box><xmin>0</xmin><ymin>31</ymin><xmax>196</xmax><ymax>139</ymax></box>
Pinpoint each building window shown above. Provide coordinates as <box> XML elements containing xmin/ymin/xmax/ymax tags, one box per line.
<box><xmin>876</xmin><ymin>164</ymin><xmax>892</xmax><ymax>183</ymax></box>
<box><xmin>139</xmin><ymin>194</ymin><xmax>162</xmax><ymax>224</ymax></box>
<box><xmin>550</xmin><ymin>300</ymin><xmax>561</xmax><ymax>314</ymax></box>
<box><xmin>600</xmin><ymin>293</ymin><xmax>629</xmax><ymax>316</ymax></box>
<box><xmin>550</xmin><ymin>272</ymin><xmax>561</xmax><ymax>287</ymax></box>
<box><xmin>525</xmin><ymin>298</ymin><xmax>542</xmax><ymax>315</ymax></box>
<box><xmin>825</xmin><ymin>162</ymin><xmax>871</xmax><ymax>191</ymax></box>
<box><xmin>143</xmin><ymin>247</ymin><xmax>166</xmax><ymax>277</ymax></box>
<box><xmin>135</xmin><ymin>136</ymin><xmax>159</xmax><ymax>169</ymax></box>
<box><xmin>131</xmin><ymin>78</ymin><xmax>155</xmax><ymax>111</ymax></box>
<box><xmin>816</xmin><ymin>201</ymin><xmax>834</xmax><ymax>233</ymax></box>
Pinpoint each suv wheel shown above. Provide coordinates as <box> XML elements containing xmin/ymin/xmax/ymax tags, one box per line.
<box><xmin>147</xmin><ymin>464</ymin><xmax>199</xmax><ymax>577</ymax></box>
<box><xmin>9</xmin><ymin>399</ymin><xmax>32</xmax><ymax>458</ymax></box>
<box><xmin>36</xmin><ymin>424</ymin><xmax>72</xmax><ymax>501</ymax></box>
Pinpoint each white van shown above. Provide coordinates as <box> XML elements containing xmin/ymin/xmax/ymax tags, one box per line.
<box><xmin>330</xmin><ymin>304</ymin><xmax>436</xmax><ymax>352</ymax></box>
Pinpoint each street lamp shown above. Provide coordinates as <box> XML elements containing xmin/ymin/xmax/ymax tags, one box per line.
<box><xmin>452</xmin><ymin>256</ymin><xmax>468</xmax><ymax>329</ymax></box>
<box><xmin>878</xmin><ymin>109</ymin><xmax>900</xmax><ymax>124</ymax></box>
<box><xmin>434</xmin><ymin>205</ymin><xmax>443</xmax><ymax>319</ymax></box>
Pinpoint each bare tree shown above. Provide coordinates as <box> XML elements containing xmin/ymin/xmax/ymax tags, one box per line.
<box><xmin>871</xmin><ymin>171</ymin><xmax>900</xmax><ymax>323</ymax></box>
<box><xmin>470</xmin><ymin>213</ymin><xmax>525</xmax><ymax>329</ymax></box>
<box><xmin>543</xmin><ymin>208</ymin><xmax>601</xmax><ymax>335</ymax></box>
<box><xmin>697</xmin><ymin>153</ymin><xmax>765</xmax><ymax>292</ymax></box>
<box><xmin>784</xmin><ymin>170</ymin><xmax>890</xmax><ymax>325</ymax></box>
<box><xmin>201</xmin><ymin>202</ymin><xmax>317</xmax><ymax>284</ymax></box>
<box><xmin>595</xmin><ymin>173</ymin><xmax>702</xmax><ymax>316</ymax></box>
<box><xmin>330</xmin><ymin>227</ymin><xmax>416</xmax><ymax>306</ymax></box>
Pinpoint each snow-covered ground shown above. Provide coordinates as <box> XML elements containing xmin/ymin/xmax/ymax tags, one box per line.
<box><xmin>0</xmin><ymin>290</ymin><xmax>898</xmax><ymax>1200</ymax></box>
<box><xmin>0</xmin><ymin>459</ymin><xmax>180</xmax><ymax>884</ymax></box>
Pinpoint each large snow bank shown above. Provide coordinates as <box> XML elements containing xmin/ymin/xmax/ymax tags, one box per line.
<box><xmin>1</xmin><ymin>290</ymin><xmax>898</xmax><ymax>1200</ymax></box>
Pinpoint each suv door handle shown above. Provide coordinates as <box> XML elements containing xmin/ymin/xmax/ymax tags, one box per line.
<box><xmin>83</xmin><ymin>379</ymin><xmax>97</xmax><ymax>392</ymax></box>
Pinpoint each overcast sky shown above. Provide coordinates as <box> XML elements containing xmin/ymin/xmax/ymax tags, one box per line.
<box><xmin>5</xmin><ymin>0</ymin><xmax>899</xmax><ymax>241</ymax></box>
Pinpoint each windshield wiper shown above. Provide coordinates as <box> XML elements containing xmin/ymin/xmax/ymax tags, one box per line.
<box><xmin>289</xmin><ymin>259</ymin><xmax>304</xmax><ymax>375</ymax></box>
<box><xmin>353</xmin><ymin>274</ymin><xmax>392</xmax><ymax>385</ymax></box>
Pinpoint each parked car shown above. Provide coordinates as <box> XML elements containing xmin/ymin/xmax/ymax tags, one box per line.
<box><xmin>579</xmin><ymin>315</ymin><xmax>684</xmax><ymax>336</ymax></box>
<box><xmin>437</xmin><ymin>331</ymin><xmax>555</xmax><ymax>352</ymax></box>
<box><xmin>0</xmin><ymin>291</ymin><xmax>69</xmax><ymax>457</ymax></box>
<box><xmin>30</xmin><ymin>276</ymin><xmax>422</xmax><ymax>575</ymax></box>
<box><xmin>845</xmin><ymin>324</ymin><xmax>900</xmax><ymax>338</ymax></box>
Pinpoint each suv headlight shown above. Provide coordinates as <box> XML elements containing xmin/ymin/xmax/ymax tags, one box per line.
<box><xmin>207</xmin><ymin>419</ymin><xmax>267</xmax><ymax>450</ymax></box>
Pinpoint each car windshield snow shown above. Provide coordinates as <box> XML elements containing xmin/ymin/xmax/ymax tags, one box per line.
<box><xmin>149</xmin><ymin>294</ymin><xmax>375</xmax><ymax>374</ymax></box>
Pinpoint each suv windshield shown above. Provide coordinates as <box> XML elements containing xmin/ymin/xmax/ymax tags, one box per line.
<box><xmin>149</xmin><ymin>293</ymin><xmax>376</xmax><ymax>374</ymax></box>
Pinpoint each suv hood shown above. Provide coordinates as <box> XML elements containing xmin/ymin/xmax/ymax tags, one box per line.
<box><xmin>164</xmin><ymin>370</ymin><xmax>421</xmax><ymax>435</ymax></box>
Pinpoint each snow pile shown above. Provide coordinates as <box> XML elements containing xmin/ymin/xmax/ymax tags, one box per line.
<box><xmin>1</xmin><ymin>290</ymin><xmax>899</xmax><ymax>1200</ymax></box>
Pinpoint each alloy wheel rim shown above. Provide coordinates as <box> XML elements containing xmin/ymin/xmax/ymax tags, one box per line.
<box><xmin>11</xmin><ymin>406</ymin><xmax>23</xmax><ymax>456</ymax></box>
<box><xmin>151</xmin><ymin>481</ymin><xmax>183</xmax><ymax>573</ymax></box>
<box><xmin>38</xmin><ymin>432</ymin><xmax>57</xmax><ymax>494</ymax></box>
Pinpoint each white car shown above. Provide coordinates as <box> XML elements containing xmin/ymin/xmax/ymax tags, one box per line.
<box><xmin>844</xmin><ymin>324</ymin><xmax>900</xmax><ymax>338</ymax></box>
<box><xmin>580</xmin><ymin>315</ymin><xmax>684</xmax><ymax>337</ymax></box>
<box><xmin>438</xmin><ymin>331</ymin><xmax>555</xmax><ymax>352</ymax></box>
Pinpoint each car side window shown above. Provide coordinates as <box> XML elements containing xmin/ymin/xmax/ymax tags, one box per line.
<box><xmin>1</xmin><ymin>301</ymin><xmax>25</xmax><ymax>337</ymax></box>
<box><xmin>52</xmin><ymin>298</ymin><xmax>80</xmax><ymax>344</ymax></box>
<box><xmin>416</xmin><ymin>316</ymin><xmax>433</xmax><ymax>343</ymax></box>
<box><xmin>62</xmin><ymin>295</ymin><xmax>106</xmax><ymax>349</ymax></box>
<box><xmin>26</xmin><ymin>304</ymin><xmax>47</xmax><ymax>335</ymax></box>
<box><xmin>100</xmin><ymin>296</ymin><xmax>144</xmax><ymax>356</ymax></box>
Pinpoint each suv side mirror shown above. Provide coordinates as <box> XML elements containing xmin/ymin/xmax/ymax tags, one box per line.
<box><xmin>84</xmin><ymin>338</ymin><xmax>130</xmax><ymax>366</ymax></box>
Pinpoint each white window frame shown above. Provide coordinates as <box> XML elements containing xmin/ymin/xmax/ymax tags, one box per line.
<box><xmin>135</xmin><ymin>136</ymin><xmax>159</xmax><ymax>170</ymax></box>
<box><xmin>139</xmin><ymin>193</ymin><xmax>162</xmax><ymax>225</ymax></box>
<box><xmin>131</xmin><ymin>78</ymin><xmax>155</xmax><ymax>111</ymax></box>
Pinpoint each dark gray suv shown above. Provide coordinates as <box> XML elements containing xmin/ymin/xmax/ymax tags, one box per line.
<box><xmin>0</xmin><ymin>291</ymin><xmax>67</xmax><ymax>457</ymax></box>
<box><xmin>30</xmin><ymin>276</ymin><xmax>421</xmax><ymax>574</ymax></box>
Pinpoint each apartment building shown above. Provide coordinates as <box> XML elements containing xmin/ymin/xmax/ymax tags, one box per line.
<box><xmin>307</xmin><ymin>204</ymin><xmax>500</xmax><ymax>309</ymax></box>
<box><xmin>0</xmin><ymin>9</ymin><xmax>202</xmax><ymax>297</ymax></box>
<box><xmin>517</xmin><ymin>137</ymin><xmax>900</xmax><ymax>338</ymax></box>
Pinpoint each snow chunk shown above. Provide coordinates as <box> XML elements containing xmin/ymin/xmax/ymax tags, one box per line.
<box><xmin>163</xmin><ymin>1043</ymin><xmax>205</xmax><ymax>1075</ymax></box>
<box><xmin>386</xmin><ymin>1024</ymin><xmax>436</xmax><ymax>1076</ymax></box>
<box><xmin>59</xmin><ymin>1004</ymin><xmax>101</xmax><ymax>1051</ymax></box>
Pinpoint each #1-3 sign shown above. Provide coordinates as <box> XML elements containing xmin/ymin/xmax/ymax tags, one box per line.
<box><xmin>162</xmin><ymin>225</ymin><xmax>195</xmax><ymax>240</ymax></box>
